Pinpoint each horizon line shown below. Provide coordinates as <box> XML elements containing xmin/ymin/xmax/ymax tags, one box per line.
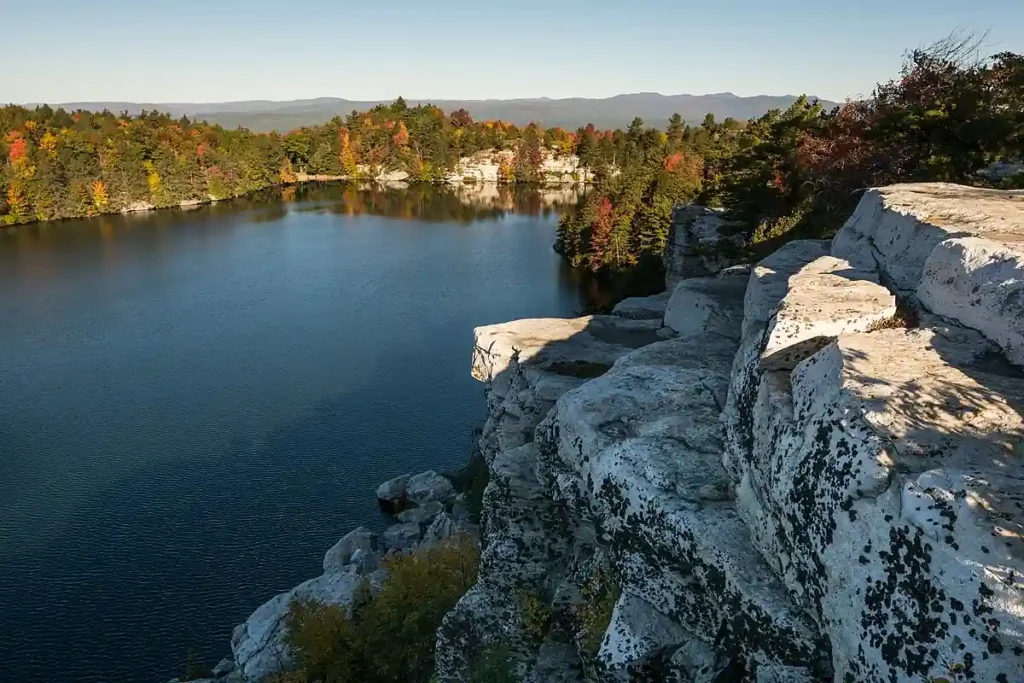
<box><xmin>16</xmin><ymin>91</ymin><xmax>837</xmax><ymax>108</ymax></box>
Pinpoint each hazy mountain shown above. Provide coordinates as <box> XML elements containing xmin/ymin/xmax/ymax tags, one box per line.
<box><xmin>36</xmin><ymin>93</ymin><xmax>840</xmax><ymax>132</ymax></box>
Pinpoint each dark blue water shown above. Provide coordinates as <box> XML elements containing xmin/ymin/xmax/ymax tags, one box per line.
<box><xmin>0</xmin><ymin>184</ymin><xmax>589</xmax><ymax>683</ymax></box>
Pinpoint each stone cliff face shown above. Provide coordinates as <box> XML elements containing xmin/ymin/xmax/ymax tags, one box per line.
<box><xmin>352</xmin><ymin>150</ymin><xmax>595</xmax><ymax>186</ymax></box>
<box><xmin>445</xmin><ymin>149</ymin><xmax>595</xmax><ymax>185</ymax></box>
<box><xmin>436</xmin><ymin>183</ymin><xmax>1024</xmax><ymax>682</ymax></box>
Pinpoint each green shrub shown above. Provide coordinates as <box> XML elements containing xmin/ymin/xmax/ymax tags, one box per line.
<box><xmin>467</xmin><ymin>646</ymin><xmax>519</xmax><ymax>683</ymax></box>
<box><xmin>573</xmin><ymin>568</ymin><xmax>619</xmax><ymax>655</ymax></box>
<box><xmin>515</xmin><ymin>588</ymin><xmax>552</xmax><ymax>641</ymax></box>
<box><xmin>285</xmin><ymin>533</ymin><xmax>480</xmax><ymax>683</ymax></box>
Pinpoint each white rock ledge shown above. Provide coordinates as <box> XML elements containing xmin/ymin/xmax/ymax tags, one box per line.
<box><xmin>438</xmin><ymin>183</ymin><xmax>1024</xmax><ymax>683</ymax></box>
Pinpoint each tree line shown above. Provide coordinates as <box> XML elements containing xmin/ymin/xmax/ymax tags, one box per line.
<box><xmin>0</xmin><ymin>97</ymin><xmax>632</xmax><ymax>226</ymax></box>
<box><xmin>556</xmin><ymin>37</ymin><xmax>1024</xmax><ymax>274</ymax></box>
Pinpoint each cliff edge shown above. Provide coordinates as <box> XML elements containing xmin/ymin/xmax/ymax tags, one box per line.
<box><xmin>437</xmin><ymin>183</ymin><xmax>1024</xmax><ymax>682</ymax></box>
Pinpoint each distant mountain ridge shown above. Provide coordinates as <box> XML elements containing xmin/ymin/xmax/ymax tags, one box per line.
<box><xmin>31</xmin><ymin>93</ymin><xmax>840</xmax><ymax>132</ymax></box>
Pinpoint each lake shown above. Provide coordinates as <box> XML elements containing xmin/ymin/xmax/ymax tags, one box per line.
<box><xmin>0</xmin><ymin>183</ymin><xmax>598</xmax><ymax>683</ymax></box>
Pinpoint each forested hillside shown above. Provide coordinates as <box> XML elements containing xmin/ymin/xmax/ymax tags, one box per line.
<box><xmin>556</xmin><ymin>40</ymin><xmax>1024</xmax><ymax>273</ymax></box>
<box><xmin>5</xmin><ymin>39</ymin><xmax>1020</xmax><ymax>243</ymax></box>
<box><xmin>0</xmin><ymin>99</ymin><xmax>632</xmax><ymax>225</ymax></box>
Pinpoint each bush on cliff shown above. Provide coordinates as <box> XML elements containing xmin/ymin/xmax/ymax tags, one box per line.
<box><xmin>555</xmin><ymin>34</ymin><xmax>1024</xmax><ymax>272</ymax></box>
<box><xmin>718</xmin><ymin>34</ymin><xmax>1024</xmax><ymax>247</ymax></box>
<box><xmin>284</xmin><ymin>532</ymin><xmax>479</xmax><ymax>683</ymax></box>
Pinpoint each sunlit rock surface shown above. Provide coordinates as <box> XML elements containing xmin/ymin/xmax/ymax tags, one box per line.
<box><xmin>437</xmin><ymin>184</ymin><xmax>1024</xmax><ymax>683</ymax></box>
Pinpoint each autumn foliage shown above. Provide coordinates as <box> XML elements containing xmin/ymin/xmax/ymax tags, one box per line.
<box><xmin>90</xmin><ymin>180</ymin><xmax>108</xmax><ymax>209</ymax></box>
<box><xmin>1</xmin><ymin>96</ymin><xmax>613</xmax><ymax>225</ymax></box>
<box><xmin>7</xmin><ymin>131</ymin><xmax>26</xmax><ymax>164</ymax></box>
<box><xmin>557</xmin><ymin>39</ymin><xmax>1023</xmax><ymax>274</ymax></box>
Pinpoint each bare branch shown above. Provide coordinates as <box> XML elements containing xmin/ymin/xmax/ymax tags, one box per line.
<box><xmin>915</xmin><ymin>28</ymin><xmax>991</xmax><ymax>67</ymax></box>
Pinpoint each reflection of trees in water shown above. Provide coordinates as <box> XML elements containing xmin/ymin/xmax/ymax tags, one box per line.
<box><xmin>4</xmin><ymin>181</ymin><xmax>660</xmax><ymax>314</ymax></box>
<box><xmin>558</xmin><ymin>254</ymin><xmax>666</xmax><ymax>315</ymax></box>
<box><xmin>286</xmin><ymin>182</ymin><xmax>587</xmax><ymax>223</ymax></box>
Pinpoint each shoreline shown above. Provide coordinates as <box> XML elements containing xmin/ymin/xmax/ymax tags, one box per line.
<box><xmin>1</xmin><ymin>177</ymin><xmax>591</xmax><ymax>231</ymax></box>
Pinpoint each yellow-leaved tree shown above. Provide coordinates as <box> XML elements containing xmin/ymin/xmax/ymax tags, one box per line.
<box><xmin>91</xmin><ymin>181</ymin><xmax>109</xmax><ymax>211</ymax></box>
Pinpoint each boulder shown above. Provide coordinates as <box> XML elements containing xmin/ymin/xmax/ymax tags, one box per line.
<box><xmin>663</xmin><ymin>204</ymin><xmax>746</xmax><ymax>286</ymax></box>
<box><xmin>211</xmin><ymin>658</ymin><xmax>235</xmax><ymax>678</ymax></box>
<box><xmin>346</xmin><ymin>548</ymin><xmax>378</xmax><ymax>575</ymax></box>
<box><xmin>663</xmin><ymin>267</ymin><xmax>749</xmax><ymax>339</ymax></box>
<box><xmin>406</xmin><ymin>470</ymin><xmax>455</xmax><ymax>506</ymax></box>
<box><xmin>918</xmin><ymin>235</ymin><xmax>1024</xmax><ymax>366</ymax></box>
<box><xmin>740</xmin><ymin>240</ymin><xmax>832</xmax><ymax>338</ymax></box>
<box><xmin>471</xmin><ymin>315</ymin><xmax>664</xmax><ymax>386</ymax></box>
<box><xmin>758</xmin><ymin>256</ymin><xmax>896</xmax><ymax>371</ymax></box>
<box><xmin>832</xmin><ymin>183</ymin><xmax>1024</xmax><ymax>364</ymax></box>
<box><xmin>376</xmin><ymin>474</ymin><xmax>410</xmax><ymax>510</ymax></box>
<box><xmin>611</xmin><ymin>291</ymin><xmax>672</xmax><ymax>320</ymax></box>
<box><xmin>421</xmin><ymin>511</ymin><xmax>459</xmax><ymax>547</ymax></box>
<box><xmin>395</xmin><ymin>499</ymin><xmax>444</xmax><ymax>525</ymax></box>
<box><xmin>471</xmin><ymin>315</ymin><xmax>666</xmax><ymax>465</ymax></box>
<box><xmin>596</xmin><ymin>593</ymin><xmax>691</xmax><ymax>669</ymax></box>
<box><xmin>380</xmin><ymin>522</ymin><xmax>422</xmax><ymax>553</ymax></box>
<box><xmin>322</xmin><ymin>526</ymin><xmax>375</xmax><ymax>573</ymax></box>
<box><xmin>231</xmin><ymin>569</ymin><xmax>362</xmax><ymax>681</ymax></box>
<box><xmin>376</xmin><ymin>169</ymin><xmax>409</xmax><ymax>183</ymax></box>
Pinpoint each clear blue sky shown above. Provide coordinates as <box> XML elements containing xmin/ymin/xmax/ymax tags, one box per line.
<box><xmin>3</xmin><ymin>0</ymin><xmax>1023</xmax><ymax>104</ymax></box>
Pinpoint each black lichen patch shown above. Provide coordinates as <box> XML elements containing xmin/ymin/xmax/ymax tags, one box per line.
<box><xmin>860</xmin><ymin>524</ymin><xmax>949</xmax><ymax>677</ymax></box>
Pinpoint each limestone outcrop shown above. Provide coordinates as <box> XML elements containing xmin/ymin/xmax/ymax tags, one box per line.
<box><xmin>193</xmin><ymin>184</ymin><xmax>1024</xmax><ymax>683</ymax></box>
<box><xmin>832</xmin><ymin>183</ymin><xmax>1024</xmax><ymax>365</ymax></box>
<box><xmin>664</xmin><ymin>205</ymin><xmax>747</xmax><ymax>286</ymax></box>
<box><xmin>438</xmin><ymin>184</ymin><xmax>1024</xmax><ymax>682</ymax></box>
<box><xmin>444</xmin><ymin>150</ymin><xmax>594</xmax><ymax>186</ymax></box>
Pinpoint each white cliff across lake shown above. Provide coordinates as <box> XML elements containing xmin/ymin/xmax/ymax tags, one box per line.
<box><xmin>437</xmin><ymin>183</ymin><xmax>1024</xmax><ymax>682</ymax></box>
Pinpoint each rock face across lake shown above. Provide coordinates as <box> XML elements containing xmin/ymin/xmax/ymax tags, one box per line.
<box><xmin>436</xmin><ymin>183</ymin><xmax>1024</xmax><ymax>683</ymax></box>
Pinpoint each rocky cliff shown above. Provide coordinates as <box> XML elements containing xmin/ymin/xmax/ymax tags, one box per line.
<box><xmin>436</xmin><ymin>183</ymin><xmax>1024</xmax><ymax>682</ymax></box>
<box><xmin>347</xmin><ymin>150</ymin><xmax>595</xmax><ymax>186</ymax></box>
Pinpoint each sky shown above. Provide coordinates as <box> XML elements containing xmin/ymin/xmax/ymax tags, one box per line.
<box><xmin>3</xmin><ymin>0</ymin><xmax>1023</xmax><ymax>105</ymax></box>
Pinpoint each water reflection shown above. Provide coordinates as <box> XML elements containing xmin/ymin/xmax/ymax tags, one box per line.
<box><xmin>1</xmin><ymin>182</ymin><xmax>586</xmax><ymax>242</ymax></box>
<box><xmin>290</xmin><ymin>181</ymin><xmax>585</xmax><ymax>223</ymax></box>
<box><xmin>0</xmin><ymin>182</ymin><xmax>672</xmax><ymax>318</ymax></box>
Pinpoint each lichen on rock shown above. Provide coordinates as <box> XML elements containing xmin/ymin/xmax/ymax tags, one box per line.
<box><xmin>437</xmin><ymin>184</ymin><xmax>1024</xmax><ymax>683</ymax></box>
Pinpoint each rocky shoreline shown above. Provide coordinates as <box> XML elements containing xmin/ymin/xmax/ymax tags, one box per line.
<box><xmin>168</xmin><ymin>469</ymin><xmax>479</xmax><ymax>683</ymax></box>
